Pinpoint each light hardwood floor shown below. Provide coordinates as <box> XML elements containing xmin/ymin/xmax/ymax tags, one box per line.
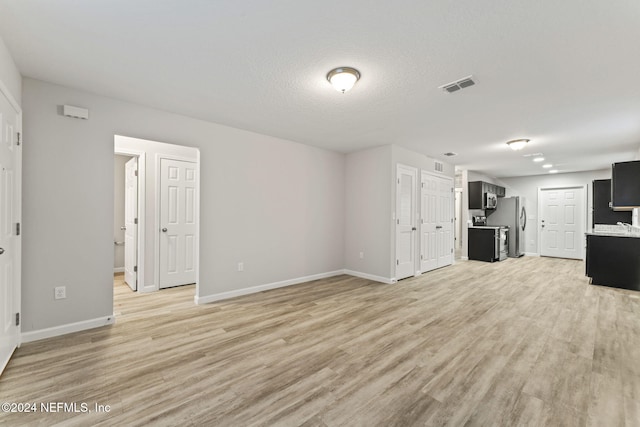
<box><xmin>1</xmin><ymin>257</ymin><xmax>639</xmax><ymax>426</ymax></box>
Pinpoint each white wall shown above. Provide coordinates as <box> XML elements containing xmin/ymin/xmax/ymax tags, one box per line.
<box><xmin>344</xmin><ymin>145</ymin><xmax>454</xmax><ymax>281</ymax></box>
<box><xmin>22</xmin><ymin>78</ymin><xmax>345</xmax><ymax>333</ymax></box>
<box><xmin>500</xmin><ymin>169</ymin><xmax>611</xmax><ymax>254</ymax></box>
<box><xmin>0</xmin><ymin>35</ymin><xmax>21</xmax><ymax>106</ymax></box>
<box><xmin>113</xmin><ymin>155</ymin><xmax>133</xmax><ymax>270</ymax></box>
<box><xmin>344</xmin><ymin>146</ymin><xmax>392</xmax><ymax>279</ymax></box>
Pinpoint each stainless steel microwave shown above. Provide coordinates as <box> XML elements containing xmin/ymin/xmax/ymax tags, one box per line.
<box><xmin>485</xmin><ymin>192</ymin><xmax>497</xmax><ymax>209</ymax></box>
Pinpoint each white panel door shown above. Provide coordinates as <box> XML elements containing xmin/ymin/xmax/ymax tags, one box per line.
<box><xmin>436</xmin><ymin>177</ymin><xmax>454</xmax><ymax>267</ymax></box>
<box><xmin>540</xmin><ymin>187</ymin><xmax>585</xmax><ymax>259</ymax></box>
<box><xmin>420</xmin><ymin>172</ymin><xmax>438</xmax><ymax>272</ymax></box>
<box><xmin>396</xmin><ymin>165</ymin><xmax>417</xmax><ymax>280</ymax></box>
<box><xmin>0</xmin><ymin>89</ymin><xmax>20</xmax><ymax>376</ymax></box>
<box><xmin>124</xmin><ymin>157</ymin><xmax>138</xmax><ymax>291</ymax></box>
<box><xmin>160</xmin><ymin>159</ymin><xmax>197</xmax><ymax>288</ymax></box>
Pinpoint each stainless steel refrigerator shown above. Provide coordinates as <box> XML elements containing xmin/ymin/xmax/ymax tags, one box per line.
<box><xmin>486</xmin><ymin>196</ymin><xmax>526</xmax><ymax>257</ymax></box>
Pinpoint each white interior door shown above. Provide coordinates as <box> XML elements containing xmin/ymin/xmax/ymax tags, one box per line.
<box><xmin>420</xmin><ymin>172</ymin><xmax>438</xmax><ymax>272</ymax></box>
<box><xmin>160</xmin><ymin>158</ymin><xmax>197</xmax><ymax>289</ymax></box>
<box><xmin>540</xmin><ymin>187</ymin><xmax>585</xmax><ymax>260</ymax></box>
<box><xmin>0</xmin><ymin>88</ymin><xmax>20</xmax><ymax>376</ymax></box>
<box><xmin>124</xmin><ymin>157</ymin><xmax>138</xmax><ymax>291</ymax></box>
<box><xmin>455</xmin><ymin>189</ymin><xmax>462</xmax><ymax>250</ymax></box>
<box><xmin>437</xmin><ymin>177</ymin><xmax>454</xmax><ymax>267</ymax></box>
<box><xmin>396</xmin><ymin>165</ymin><xmax>417</xmax><ymax>280</ymax></box>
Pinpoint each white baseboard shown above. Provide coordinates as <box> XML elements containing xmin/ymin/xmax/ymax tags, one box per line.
<box><xmin>524</xmin><ymin>252</ymin><xmax>539</xmax><ymax>257</ymax></box>
<box><xmin>113</xmin><ymin>267</ymin><xmax>125</xmax><ymax>273</ymax></box>
<box><xmin>195</xmin><ymin>270</ymin><xmax>346</xmax><ymax>305</ymax></box>
<box><xmin>21</xmin><ymin>315</ymin><xmax>115</xmax><ymax>343</ymax></box>
<box><xmin>343</xmin><ymin>269</ymin><xmax>396</xmax><ymax>284</ymax></box>
<box><xmin>460</xmin><ymin>256</ymin><xmax>469</xmax><ymax>261</ymax></box>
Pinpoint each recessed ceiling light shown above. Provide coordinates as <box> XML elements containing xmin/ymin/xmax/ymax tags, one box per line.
<box><xmin>533</xmin><ymin>157</ymin><xmax>545</xmax><ymax>162</ymax></box>
<box><xmin>549</xmin><ymin>170</ymin><xmax>558</xmax><ymax>174</ymax></box>
<box><xmin>506</xmin><ymin>139</ymin><xmax>530</xmax><ymax>151</ymax></box>
<box><xmin>542</xmin><ymin>164</ymin><xmax>553</xmax><ymax>168</ymax></box>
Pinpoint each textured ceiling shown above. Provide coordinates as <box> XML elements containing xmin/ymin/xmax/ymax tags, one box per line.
<box><xmin>1</xmin><ymin>0</ymin><xmax>639</xmax><ymax>177</ymax></box>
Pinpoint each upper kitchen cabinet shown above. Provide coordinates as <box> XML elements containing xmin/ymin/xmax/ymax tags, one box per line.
<box><xmin>611</xmin><ymin>161</ymin><xmax>640</xmax><ymax>211</ymax></box>
<box><xmin>468</xmin><ymin>181</ymin><xmax>506</xmax><ymax>209</ymax></box>
<box><xmin>593</xmin><ymin>179</ymin><xmax>632</xmax><ymax>224</ymax></box>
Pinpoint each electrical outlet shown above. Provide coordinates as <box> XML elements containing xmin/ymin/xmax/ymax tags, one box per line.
<box><xmin>54</xmin><ymin>286</ymin><xmax>66</xmax><ymax>300</ymax></box>
<box><xmin>237</xmin><ymin>262</ymin><xmax>244</xmax><ymax>272</ymax></box>
<box><xmin>359</xmin><ymin>252</ymin><xmax>364</xmax><ymax>259</ymax></box>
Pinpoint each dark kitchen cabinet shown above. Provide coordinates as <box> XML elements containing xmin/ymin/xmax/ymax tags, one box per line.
<box><xmin>468</xmin><ymin>228</ymin><xmax>497</xmax><ymax>262</ymax></box>
<box><xmin>593</xmin><ymin>179</ymin><xmax>632</xmax><ymax>225</ymax></box>
<box><xmin>611</xmin><ymin>161</ymin><xmax>640</xmax><ymax>210</ymax></box>
<box><xmin>468</xmin><ymin>181</ymin><xmax>507</xmax><ymax>209</ymax></box>
<box><xmin>586</xmin><ymin>234</ymin><xmax>640</xmax><ymax>291</ymax></box>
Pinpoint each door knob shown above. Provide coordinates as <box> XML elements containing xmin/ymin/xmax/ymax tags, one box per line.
<box><xmin>0</xmin><ymin>248</ymin><xmax>4</xmax><ymax>255</ymax></box>
<box><xmin>162</xmin><ymin>228</ymin><xmax>168</xmax><ymax>232</ymax></box>
<box><xmin>121</xmin><ymin>226</ymin><xmax>126</xmax><ymax>231</ymax></box>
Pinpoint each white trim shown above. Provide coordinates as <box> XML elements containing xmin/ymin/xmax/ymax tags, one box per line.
<box><xmin>460</xmin><ymin>256</ymin><xmax>469</xmax><ymax>261</ymax></box>
<box><xmin>525</xmin><ymin>252</ymin><xmax>540</xmax><ymax>257</ymax></box>
<box><xmin>537</xmin><ymin>185</ymin><xmax>587</xmax><ymax>260</ymax></box>
<box><xmin>344</xmin><ymin>269</ymin><xmax>396</xmax><ymax>284</ymax></box>
<box><xmin>0</xmin><ymin>78</ymin><xmax>21</xmax><ymax>114</ymax></box>
<box><xmin>195</xmin><ymin>270</ymin><xmax>346</xmax><ymax>304</ymax></box>
<box><xmin>21</xmin><ymin>316</ymin><xmax>115</xmax><ymax>343</ymax></box>
<box><xmin>113</xmin><ymin>148</ymin><xmax>147</xmax><ymax>293</ymax></box>
<box><xmin>113</xmin><ymin>267</ymin><xmax>125</xmax><ymax>273</ymax></box>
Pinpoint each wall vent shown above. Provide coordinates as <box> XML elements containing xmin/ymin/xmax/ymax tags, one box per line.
<box><xmin>63</xmin><ymin>105</ymin><xmax>89</xmax><ymax>120</ymax></box>
<box><xmin>434</xmin><ymin>161</ymin><xmax>444</xmax><ymax>172</ymax></box>
<box><xmin>439</xmin><ymin>75</ymin><xmax>476</xmax><ymax>93</ymax></box>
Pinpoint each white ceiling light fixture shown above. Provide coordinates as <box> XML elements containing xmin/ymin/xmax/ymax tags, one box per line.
<box><xmin>542</xmin><ymin>163</ymin><xmax>553</xmax><ymax>168</ymax></box>
<box><xmin>506</xmin><ymin>139</ymin><xmax>530</xmax><ymax>151</ymax></box>
<box><xmin>327</xmin><ymin>67</ymin><xmax>361</xmax><ymax>93</ymax></box>
<box><xmin>533</xmin><ymin>157</ymin><xmax>545</xmax><ymax>162</ymax></box>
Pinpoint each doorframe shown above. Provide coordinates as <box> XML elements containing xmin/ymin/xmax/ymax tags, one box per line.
<box><xmin>536</xmin><ymin>185</ymin><xmax>587</xmax><ymax>260</ymax></box>
<box><xmin>0</xmin><ymin>79</ymin><xmax>22</xmax><ymax>358</ymax></box>
<box><xmin>114</xmin><ymin>149</ymin><xmax>147</xmax><ymax>292</ymax></box>
<box><xmin>155</xmin><ymin>154</ymin><xmax>200</xmax><ymax>294</ymax></box>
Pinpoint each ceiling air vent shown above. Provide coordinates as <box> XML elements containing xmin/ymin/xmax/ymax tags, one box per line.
<box><xmin>443</xmin><ymin>152</ymin><xmax>457</xmax><ymax>157</ymax></box>
<box><xmin>439</xmin><ymin>75</ymin><xmax>476</xmax><ymax>93</ymax></box>
<box><xmin>435</xmin><ymin>161</ymin><xmax>444</xmax><ymax>172</ymax></box>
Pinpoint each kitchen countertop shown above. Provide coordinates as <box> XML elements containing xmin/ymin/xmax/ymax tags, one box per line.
<box><xmin>585</xmin><ymin>230</ymin><xmax>640</xmax><ymax>238</ymax></box>
<box><xmin>469</xmin><ymin>225</ymin><xmax>508</xmax><ymax>229</ymax></box>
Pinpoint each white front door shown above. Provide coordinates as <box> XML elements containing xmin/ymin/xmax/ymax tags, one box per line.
<box><xmin>0</xmin><ymin>88</ymin><xmax>20</xmax><ymax>375</ymax></box>
<box><xmin>420</xmin><ymin>172</ymin><xmax>438</xmax><ymax>272</ymax></box>
<box><xmin>160</xmin><ymin>159</ymin><xmax>197</xmax><ymax>289</ymax></box>
<box><xmin>396</xmin><ymin>165</ymin><xmax>417</xmax><ymax>280</ymax></box>
<box><xmin>436</xmin><ymin>177</ymin><xmax>454</xmax><ymax>267</ymax></box>
<box><xmin>124</xmin><ymin>157</ymin><xmax>138</xmax><ymax>291</ymax></box>
<box><xmin>540</xmin><ymin>187</ymin><xmax>585</xmax><ymax>260</ymax></box>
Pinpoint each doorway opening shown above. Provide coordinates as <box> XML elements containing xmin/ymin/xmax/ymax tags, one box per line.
<box><xmin>113</xmin><ymin>135</ymin><xmax>200</xmax><ymax>299</ymax></box>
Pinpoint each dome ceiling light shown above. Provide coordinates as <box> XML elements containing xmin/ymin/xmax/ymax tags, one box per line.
<box><xmin>506</xmin><ymin>139</ymin><xmax>530</xmax><ymax>151</ymax></box>
<box><xmin>327</xmin><ymin>67</ymin><xmax>361</xmax><ymax>93</ymax></box>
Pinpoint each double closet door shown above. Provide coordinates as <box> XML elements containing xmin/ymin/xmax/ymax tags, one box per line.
<box><xmin>396</xmin><ymin>165</ymin><xmax>453</xmax><ymax>281</ymax></box>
